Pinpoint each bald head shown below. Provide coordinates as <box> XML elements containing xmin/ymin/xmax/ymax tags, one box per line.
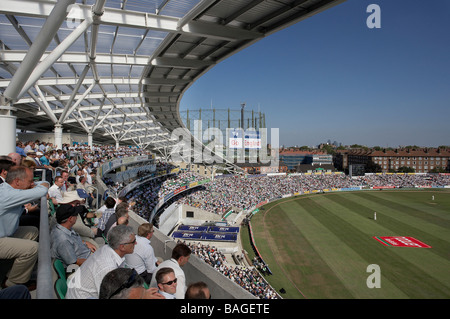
<box><xmin>7</xmin><ymin>153</ymin><xmax>22</xmax><ymax>166</ymax></box>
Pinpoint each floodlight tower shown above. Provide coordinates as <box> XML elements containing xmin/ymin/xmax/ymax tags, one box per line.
<box><xmin>240</xmin><ymin>102</ymin><xmax>246</xmax><ymax>130</ymax></box>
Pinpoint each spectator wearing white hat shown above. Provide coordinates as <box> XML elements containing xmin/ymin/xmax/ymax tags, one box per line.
<box><xmin>59</xmin><ymin>191</ymin><xmax>104</xmax><ymax>248</ymax></box>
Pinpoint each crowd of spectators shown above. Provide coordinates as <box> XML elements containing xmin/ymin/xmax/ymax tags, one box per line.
<box><xmin>125</xmin><ymin>172</ymin><xmax>206</xmax><ymax>220</ymax></box>
<box><xmin>359</xmin><ymin>173</ymin><xmax>450</xmax><ymax>188</ymax></box>
<box><xmin>181</xmin><ymin>241</ymin><xmax>278</xmax><ymax>299</ymax></box>
<box><xmin>175</xmin><ymin>173</ymin><xmax>450</xmax><ymax>215</ymax></box>
<box><xmin>0</xmin><ymin>140</ymin><xmax>152</xmax><ymax>296</ymax></box>
<box><xmin>2</xmin><ymin>140</ymin><xmax>450</xmax><ymax>299</ymax></box>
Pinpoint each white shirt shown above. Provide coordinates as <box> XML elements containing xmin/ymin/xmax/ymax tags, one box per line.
<box><xmin>159</xmin><ymin>290</ymin><xmax>176</xmax><ymax>299</ymax></box>
<box><xmin>48</xmin><ymin>184</ymin><xmax>64</xmax><ymax>203</ymax></box>
<box><xmin>150</xmin><ymin>258</ymin><xmax>186</xmax><ymax>299</ymax></box>
<box><xmin>124</xmin><ymin>235</ymin><xmax>158</xmax><ymax>275</ymax></box>
<box><xmin>66</xmin><ymin>245</ymin><xmax>125</xmax><ymax>299</ymax></box>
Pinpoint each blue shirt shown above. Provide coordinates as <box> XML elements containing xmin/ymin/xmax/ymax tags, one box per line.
<box><xmin>0</xmin><ymin>182</ymin><xmax>48</xmax><ymax>238</ymax></box>
<box><xmin>16</xmin><ymin>146</ymin><xmax>26</xmax><ymax>157</ymax></box>
<box><xmin>50</xmin><ymin>224</ymin><xmax>91</xmax><ymax>267</ymax></box>
<box><xmin>39</xmin><ymin>156</ymin><xmax>50</xmax><ymax>166</ymax></box>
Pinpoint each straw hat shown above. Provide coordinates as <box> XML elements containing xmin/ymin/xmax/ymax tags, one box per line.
<box><xmin>60</xmin><ymin>191</ymin><xmax>84</xmax><ymax>204</ymax></box>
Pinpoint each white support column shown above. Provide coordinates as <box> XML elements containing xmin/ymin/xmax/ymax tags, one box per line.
<box><xmin>115</xmin><ymin>141</ymin><xmax>119</xmax><ymax>149</ymax></box>
<box><xmin>88</xmin><ymin>132</ymin><xmax>93</xmax><ymax>147</ymax></box>
<box><xmin>0</xmin><ymin>104</ymin><xmax>17</xmax><ymax>155</ymax></box>
<box><xmin>54</xmin><ymin>124</ymin><xmax>63</xmax><ymax>150</ymax></box>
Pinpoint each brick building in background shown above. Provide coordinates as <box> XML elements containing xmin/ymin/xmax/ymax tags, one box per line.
<box><xmin>335</xmin><ymin>147</ymin><xmax>450</xmax><ymax>174</ymax></box>
<box><xmin>370</xmin><ymin>148</ymin><xmax>450</xmax><ymax>173</ymax></box>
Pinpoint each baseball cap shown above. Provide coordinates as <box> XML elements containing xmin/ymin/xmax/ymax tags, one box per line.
<box><xmin>56</xmin><ymin>204</ymin><xmax>78</xmax><ymax>223</ymax></box>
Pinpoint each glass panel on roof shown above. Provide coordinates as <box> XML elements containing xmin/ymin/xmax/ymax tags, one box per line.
<box><xmin>100</xmin><ymin>0</ymin><xmax>123</xmax><ymax>10</ymax></box>
<box><xmin>135</xmin><ymin>36</ymin><xmax>164</xmax><ymax>56</ymax></box>
<box><xmin>160</xmin><ymin>0</ymin><xmax>202</xmax><ymax>18</ymax></box>
<box><xmin>122</xmin><ymin>97</ymin><xmax>139</xmax><ymax>104</ymax></box>
<box><xmin>129</xmin><ymin>65</ymin><xmax>144</xmax><ymax>77</ymax></box>
<box><xmin>116</xmin><ymin>84</ymin><xmax>138</xmax><ymax>92</ymax></box>
<box><xmin>16</xmin><ymin>15</ymin><xmax>46</xmax><ymax>26</ymax></box>
<box><xmin>41</xmin><ymin>68</ymin><xmax>57</xmax><ymax>78</ymax></box>
<box><xmin>95</xmin><ymin>30</ymin><xmax>116</xmax><ymax>54</ymax></box>
<box><xmin>89</xmin><ymin>85</ymin><xmax>104</xmax><ymax>94</ymax></box>
<box><xmin>20</xmin><ymin>27</ymin><xmax>62</xmax><ymax>52</ymax></box>
<box><xmin>111</xmin><ymin>65</ymin><xmax>134</xmax><ymax>77</ymax></box>
<box><xmin>121</xmin><ymin>0</ymin><xmax>158</xmax><ymax>14</ymax></box>
<box><xmin>71</xmin><ymin>64</ymin><xmax>93</xmax><ymax>76</ymax></box>
<box><xmin>50</xmin><ymin>64</ymin><xmax>76</xmax><ymax>78</ymax></box>
<box><xmin>0</xmin><ymin>15</ymin><xmax>11</xmax><ymax>24</ymax></box>
<box><xmin>115</xmin><ymin>26</ymin><xmax>145</xmax><ymax>37</ymax></box>
<box><xmin>100</xmin><ymin>84</ymin><xmax>116</xmax><ymax>92</ymax></box>
<box><xmin>0</xmin><ymin>26</ymin><xmax>29</xmax><ymax>50</ymax></box>
<box><xmin>95</xmin><ymin>64</ymin><xmax>113</xmax><ymax>75</ymax></box>
<box><xmin>56</xmin><ymin>28</ymin><xmax>87</xmax><ymax>52</ymax></box>
<box><xmin>113</xmin><ymin>34</ymin><xmax>142</xmax><ymax>55</ymax></box>
<box><xmin>51</xmin><ymin>101</ymin><xmax>65</xmax><ymax>109</ymax></box>
<box><xmin>0</xmin><ymin>68</ymin><xmax>12</xmax><ymax>80</ymax></box>
<box><xmin>111</xmin><ymin>98</ymin><xmax>125</xmax><ymax>105</ymax></box>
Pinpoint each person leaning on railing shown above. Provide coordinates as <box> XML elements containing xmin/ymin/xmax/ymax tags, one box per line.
<box><xmin>0</xmin><ymin>165</ymin><xmax>49</xmax><ymax>290</ymax></box>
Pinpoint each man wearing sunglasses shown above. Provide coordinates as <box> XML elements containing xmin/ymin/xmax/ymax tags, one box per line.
<box><xmin>155</xmin><ymin>267</ymin><xmax>177</xmax><ymax>299</ymax></box>
<box><xmin>149</xmin><ymin>243</ymin><xmax>191</xmax><ymax>299</ymax></box>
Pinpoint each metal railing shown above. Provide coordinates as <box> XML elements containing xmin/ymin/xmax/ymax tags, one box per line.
<box><xmin>36</xmin><ymin>195</ymin><xmax>55</xmax><ymax>299</ymax></box>
<box><xmin>32</xmin><ymin>170</ymin><xmax>55</xmax><ymax>298</ymax></box>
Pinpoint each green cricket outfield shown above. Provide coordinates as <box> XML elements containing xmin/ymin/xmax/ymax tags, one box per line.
<box><xmin>244</xmin><ymin>189</ymin><xmax>450</xmax><ymax>299</ymax></box>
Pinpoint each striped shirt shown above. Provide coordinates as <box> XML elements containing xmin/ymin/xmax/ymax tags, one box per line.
<box><xmin>66</xmin><ymin>245</ymin><xmax>125</xmax><ymax>299</ymax></box>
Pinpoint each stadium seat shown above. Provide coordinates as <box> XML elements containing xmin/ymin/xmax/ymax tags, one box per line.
<box><xmin>48</xmin><ymin>199</ymin><xmax>57</xmax><ymax>216</ymax></box>
<box><xmin>54</xmin><ymin>278</ymin><xmax>67</xmax><ymax>299</ymax></box>
<box><xmin>102</xmin><ymin>233</ymin><xmax>108</xmax><ymax>244</ymax></box>
<box><xmin>53</xmin><ymin>259</ymin><xmax>66</xmax><ymax>281</ymax></box>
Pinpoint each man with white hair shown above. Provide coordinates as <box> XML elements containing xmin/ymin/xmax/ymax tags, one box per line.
<box><xmin>65</xmin><ymin>225</ymin><xmax>137</xmax><ymax>299</ymax></box>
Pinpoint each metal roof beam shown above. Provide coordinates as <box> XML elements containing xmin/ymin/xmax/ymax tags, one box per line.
<box><xmin>2</xmin><ymin>0</ymin><xmax>77</xmax><ymax>102</ymax></box>
<box><xmin>0</xmin><ymin>76</ymin><xmax>188</xmax><ymax>87</ymax></box>
<box><xmin>64</xmin><ymin>112</ymin><xmax>148</xmax><ymax>124</ymax></box>
<box><xmin>36</xmin><ymin>103</ymin><xmax>144</xmax><ymax>115</ymax></box>
<box><xmin>0</xmin><ymin>1</ymin><xmax>262</xmax><ymax>41</ymax></box>
<box><xmin>108</xmin><ymin>120</ymin><xmax>158</xmax><ymax>129</ymax></box>
<box><xmin>1</xmin><ymin>51</ymin><xmax>150</xmax><ymax>66</ymax></box>
<box><xmin>16</xmin><ymin>92</ymin><xmax>141</xmax><ymax>104</ymax></box>
<box><xmin>181</xmin><ymin>21</ymin><xmax>262</xmax><ymax>41</ymax></box>
<box><xmin>102</xmin><ymin>126</ymin><xmax>160</xmax><ymax>137</ymax></box>
<box><xmin>151</xmin><ymin>57</ymin><xmax>213</xmax><ymax>69</ymax></box>
<box><xmin>142</xmin><ymin>91</ymin><xmax>180</xmax><ymax>98</ymax></box>
<box><xmin>16</xmin><ymin>16</ymin><xmax>93</xmax><ymax>100</ymax></box>
<box><xmin>59</xmin><ymin>64</ymin><xmax>91</xmax><ymax>123</ymax></box>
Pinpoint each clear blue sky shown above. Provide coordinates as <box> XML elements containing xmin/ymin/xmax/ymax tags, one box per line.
<box><xmin>179</xmin><ymin>0</ymin><xmax>450</xmax><ymax>148</ymax></box>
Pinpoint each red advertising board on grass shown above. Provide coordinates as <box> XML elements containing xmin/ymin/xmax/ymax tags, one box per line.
<box><xmin>374</xmin><ymin>236</ymin><xmax>431</xmax><ymax>248</ymax></box>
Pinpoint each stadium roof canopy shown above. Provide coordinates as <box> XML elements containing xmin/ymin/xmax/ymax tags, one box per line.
<box><xmin>0</xmin><ymin>0</ymin><xmax>345</xmax><ymax>158</ymax></box>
